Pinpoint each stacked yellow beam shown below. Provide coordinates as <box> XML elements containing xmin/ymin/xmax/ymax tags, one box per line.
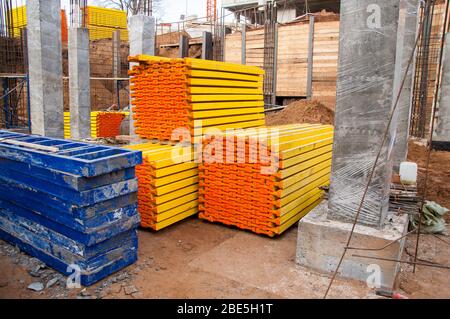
<box><xmin>83</xmin><ymin>6</ymin><xmax>128</xmax><ymax>41</ymax></box>
<box><xmin>64</xmin><ymin>112</ymin><xmax>99</xmax><ymax>139</ymax></box>
<box><xmin>64</xmin><ymin>111</ymin><xmax>129</xmax><ymax>139</ymax></box>
<box><xmin>199</xmin><ymin>124</ymin><xmax>334</xmax><ymax>237</ymax></box>
<box><xmin>125</xmin><ymin>143</ymin><xmax>198</xmax><ymax>230</ymax></box>
<box><xmin>129</xmin><ymin>55</ymin><xmax>266</xmax><ymax>142</ymax></box>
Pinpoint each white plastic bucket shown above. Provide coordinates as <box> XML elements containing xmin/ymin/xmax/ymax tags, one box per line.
<box><xmin>399</xmin><ymin>162</ymin><xmax>418</xmax><ymax>184</ymax></box>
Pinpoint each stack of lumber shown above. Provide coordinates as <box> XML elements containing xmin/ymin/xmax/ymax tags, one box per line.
<box><xmin>390</xmin><ymin>180</ymin><xmax>419</xmax><ymax>215</ymax></box>
<box><xmin>125</xmin><ymin>143</ymin><xmax>198</xmax><ymax>230</ymax></box>
<box><xmin>199</xmin><ymin>124</ymin><xmax>334</xmax><ymax>236</ymax></box>
<box><xmin>83</xmin><ymin>6</ymin><xmax>128</xmax><ymax>41</ymax></box>
<box><xmin>0</xmin><ymin>130</ymin><xmax>142</xmax><ymax>286</ymax></box>
<box><xmin>129</xmin><ymin>55</ymin><xmax>266</xmax><ymax>141</ymax></box>
<box><xmin>224</xmin><ymin>18</ymin><xmax>340</xmax><ymax>108</ymax></box>
<box><xmin>64</xmin><ymin>111</ymin><xmax>128</xmax><ymax>139</ymax></box>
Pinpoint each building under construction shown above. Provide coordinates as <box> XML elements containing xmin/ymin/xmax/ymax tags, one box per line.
<box><xmin>0</xmin><ymin>0</ymin><xmax>449</xmax><ymax>302</ymax></box>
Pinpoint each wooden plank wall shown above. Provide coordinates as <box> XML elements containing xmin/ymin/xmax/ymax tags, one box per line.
<box><xmin>224</xmin><ymin>18</ymin><xmax>340</xmax><ymax>108</ymax></box>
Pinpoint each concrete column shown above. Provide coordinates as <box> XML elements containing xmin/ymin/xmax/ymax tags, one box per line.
<box><xmin>128</xmin><ymin>15</ymin><xmax>155</xmax><ymax>137</ymax></box>
<box><xmin>433</xmin><ymin>33</ymin><xmax>450</xmax><ymax>147</ymax></box>
<box><xmin>328</xmin><ymin>0</ymin><xmax>400</xmax><ymax>228</ymax></box>
<box><xmin>27</xmin><ymin>0</ymin><xmax>64</xmax><ymax>138</ymax></box>
<box><xmin>179</xmin><ymin>35</ymin><xmax>189</xmax><ymax>58</ymax></box>
<box><xmin>241</xmin><ymin>23</ymin><xmax>246</xmax><ymax>65</ymax></box>
<box><xmin>202</xmin><ymin>32</ymin><xmax>213</xmax><ymax>60</ymax></box>
<box><xmin>392</xmin><ymin>0</ymin><xmax>420</xmax><ymax>171</ymax></box>
<box><xmin>69</xmin><ymin>28</ymin><xmax>91</xmax><ymax>140</ymax></box>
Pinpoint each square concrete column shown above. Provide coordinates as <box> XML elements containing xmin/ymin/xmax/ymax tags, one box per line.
<box><xmin>27</xmin><ymin>0</ymin><xmax>64</xmax><ymax>138</ymax></box>
<box><xmin>69</xmin><ymin>28</ymin><xmax>91</xmax><ymax>140</ymax></box>
<box><xmin>328</xmin><ymin>0</ymin><xmax>400</xmax><ymax>228</ymax></box>
<box><xmin>433</xmin><ymin>33</ymin><xmax>450</xmax><ymax>147</ymax></box>
<box><xmin>296</xmin><ymin>0</ymin><xmax>410</xmax><ymax>292</ymax></box>
<box><xmin>128</xmin><ymin>15</ymin><xmax>156</xmax><ymax>137</ymax></box>
<box><xmin>392</xmin><ymin>0</ymin><xmax>420</xmax><ymax>170</ymax></box>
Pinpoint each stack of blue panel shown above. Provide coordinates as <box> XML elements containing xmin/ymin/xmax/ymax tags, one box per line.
<box><xmin>0</xmin><ymin>130</ymin><xmax>142</xmax><ymax>286</ymax></box>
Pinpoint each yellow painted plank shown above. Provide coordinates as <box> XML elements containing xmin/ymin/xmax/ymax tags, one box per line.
<box><xmin>189</xmin><ymin>87</ymin><xmax>263</xmax><ymax>95</ymax></box>
<box><xmin>153</xmin><ymin>168</ymin><xmax>197</xmax><ymax>187</ymax></box>
<box><xmin>154</xmin><ymin>184</ymin><xmax>199</xmax><ymax>205</ymax></box>
<box><xmin>152</xmin><ymin>176</ymin><xmax>198</xmax><ymax>196</ymax></box>
<box><xmin>281</xmin><ymin>159</ymin><xmax>331</xmax><ymax>189</ymax></box>
<box><xmin>154</xmin><ymin>200</ymin><xmax>198</xmax><ymax>222</ymax></box>
<box><xmin>193</xmin><ymin>107</ymin><xmax>265</xmax><ymax>119</ymax></box>
<box><xmin>186</xmin><ymin>58</ymin><xmax>265</xmax><ymax>75</ymax></box>
<box><xmin>280</xmin><ymin>173</ymin><xmax>330</xmax><ymax>208</ymax></box>
<box><xmin>188</xmin><ymin>78</ymin><xmax>262</xmax><ymax>88</ymax></box>
<box><xmin>190</xmin><ymin>101</ymin><xmax>264</xmax><ymax>111</ymax></box>
<box><xmin>190</xmin><ymin>70</ymin><xmax>262</xmax><ymax>82</ymax></box>
<box><xmin>152</xmin><ymin>207</ymin><xmax>198</xmax><ymax>231</ymax></box>
<box><xmin>192</xmin><ymin>113</ymin><xmax>265</xmax><ymax>127</ymax></box>
<box><xmin>189</xmin><ymin>94</ymin><xmax>263</xmax><ymax>102</ymax></box>
<box><xmin>280</xmin><ymin>152</ymin><xmax>331</xmax><ymax>179</ymax></box>
<box><xmin>156</xmin><ymin>191</ymin><xmax>198</xmax><ymax>214</ymax></box>
<box><xmin>277</xmin><ymin>196</ymin><xmax>323</xmax><ymax>234</ymax></box>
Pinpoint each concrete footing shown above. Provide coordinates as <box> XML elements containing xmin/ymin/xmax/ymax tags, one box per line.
<box><xmin>296</xmin><ymin>201</ymin><xmax>409</xmax><ymax>291</ymax></box>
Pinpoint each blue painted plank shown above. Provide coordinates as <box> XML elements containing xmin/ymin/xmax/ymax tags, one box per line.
<box><xmin>0</xmin><ymin>180</ymin><xmax>137</xmax><ymax>219</ymax></box>
<box><xmin>0</xmin><ymin>130</ymin><xmax>142</xmax><ymax>176</ymax></box>
<box><xmin>0</xmin><ymin>228</ymin><xmax>138</xmax><ymax>286</ymax></box>
<box><xmin>0</xmin><ymin>201</ymin><xmax>140</xmax><ymax>246</ymax></box>
<box><xmin>0</xmin><ymin>209</ymin><xmax>137</xmax><ymax>258</ymax></box>
<box><xmin>0</xmin><ymin>171</ymin><xmax>138</xmax><ymax>205</ymax></box>
<box><xmin>0</xmin><ymin>158</ymin><xmax>136</xmax><ymax>191</ymax></box>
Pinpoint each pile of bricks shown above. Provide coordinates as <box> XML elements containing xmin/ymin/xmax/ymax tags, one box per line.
<box><xmin>129</xmin><ymin>55</ymin><xmax>266</xmax><ymax>141</ymax></box>
<box><xmin>64</xmin><ymin>111</ymin><xmax>128</xmax><ymax>139</ymax></box>
<box><xmin>0</xmin><ymin>130</ymin><xmax>142</xmax><ymax>285</ymax></box>
<box><xmin>126</xmin><ymin>143</ymin><xmax>198</xmax><ymax>230</ymax></box>
<box><xmin>199</xmin><ymin>124</ymin><xmax>334</xmax><ymax>237</ymax></box>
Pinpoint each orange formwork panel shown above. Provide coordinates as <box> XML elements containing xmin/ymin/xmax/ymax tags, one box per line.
<box><xmin>129</xmin><ymin>56</ymin><xmax>266</xmax><ymax>142</ymax></box>
<box><xmin>96</xmin><ymin>112</ymin><xmax>126</xmax><ymax>138</ymax></box>
<box><xmin>198</xmin><ymin>124</ymin><xmax>334</xmax><ymax>237</ymax></box>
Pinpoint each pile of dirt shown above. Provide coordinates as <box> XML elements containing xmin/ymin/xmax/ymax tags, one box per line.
<box><xmin>266</xmin><ymin>100</ymin><xmax>335</xmax><ymax>126</ymax></box>
<box><xmin>407</xmin><ymin>140</ymin><xmax>450</xmax><ymax>214</ymax></box>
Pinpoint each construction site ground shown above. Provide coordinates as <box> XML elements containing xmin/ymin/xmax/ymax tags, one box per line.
<box><xmin>0</xmin><ymin>102</ymin><xmax>449</xmax><ymax>299</ymax></box>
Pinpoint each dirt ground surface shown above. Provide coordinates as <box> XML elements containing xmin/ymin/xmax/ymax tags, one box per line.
<box><xmin>0</xmin><ymin>217</ymin><xmax>448</xmax><ymax>299</ymax></box>
<box><xmin>266</xmin><ymin>100</ymin><xmax>335</xmax><ymax>126</ymax></box>
<box><xmin>407</xmin><ymin>140</ymin><xmax>450</xmax><ymax>212</ymax></box>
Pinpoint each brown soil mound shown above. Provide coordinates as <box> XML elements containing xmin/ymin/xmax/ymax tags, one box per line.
<box><xmin>407</xmin><ymin>140</ymin><xmax>450</xmax><ymax>212</ymax></box>
<box><xmin>266</xmin><ymin>100</ymin><xmax>335</xmax><ymax>126</ymax></box>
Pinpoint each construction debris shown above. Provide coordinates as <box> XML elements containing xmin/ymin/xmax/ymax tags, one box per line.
<box><xmin>0</xmin><ymin>130</ymin><xmax>142</xmax><ymax>286</ymax></box>
<box><xmin>199</xmin><ymin>124</ymin><xmax>333</xmax><ymax>236</ymax></box>
<box><xmin>411</xmin><ymin>201</ymin><xmax>449</xmax><ymax>235</ymax></box>
<box><xmin>129</xmin><ymin>55</ymin><xmax>266</xmax><ymax>141</ymax></box>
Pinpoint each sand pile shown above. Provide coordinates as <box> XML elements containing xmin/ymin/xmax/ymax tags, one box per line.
<box><xmin>266</xmin><ymin>100</ymin><xmax>335</xmax><ymax>126</ymax></box>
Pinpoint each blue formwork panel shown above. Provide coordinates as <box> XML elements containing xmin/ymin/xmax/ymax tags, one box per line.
<box><xmin>0</xmin><ymin>200</ymin><xmax>140</xmax><ymax>246</ymax></box>
<box><xmin>0</xmin><ymin>171</ymin><xmax>138</xmax><ymax>206</ymax></box>
<box><xmin>0</xmin><ymin>131</ymin><xmax>142</xmax><ymax>286</ymax></box>
<box><xmin>0</xmin><ymin>217</ymin><xmax>138</xmax><ymax>286</ymax></box>
<box><xmin>0</xmin><ymin>158</ymin><xmax>136</xmax><ymax>191</ymax></box>
<box><xmin>0</xmin><ymin>180</ymin><xmax>137</xmax><ymax>219</ymax></box>
<box><xmin>0</xmin><ymin>130</ymin><xmax>142</xmax><ymax>177</ymax></box>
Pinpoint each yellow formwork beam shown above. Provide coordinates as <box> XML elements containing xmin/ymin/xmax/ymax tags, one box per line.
<box><xmin>277</xmin><ymin>194</ymin><xmax>323</xmax><ymax>234</ymax></box>
<box><xmin>185</xmin><ymin>58</ymin><xmax>265</xmax><ymax>75</ymax></box>
<box><xmin>156</xmin><ymin>191</ymin><xmax>198</xmax><ymax>214</ymax></box>
<box><xmin>152</xmin><ymin>207</ymin><xmax>198</xmax><ymax>231</ymax></box>
<box><xmin>193</xmin><ymin>113</ymin><xmax>265</xmax><ymax>127</ymax></box>
<box><xmin>154</xmin><ymin>200</ymin><xmax>198</xmax><ymax>222</ymax></box>
<box><xmin>190</xmin><ymin>101</ymin><xmax>264</xmax><ymax>111</ymax></box>
<box><xmin>152</xmin><ymin>168</ymin><xmax>197</xmax><ymax>187</ymax></box>
<box><xmin>154</xmin><ymin>184</ymin><xmax>198</xmax><ymax>205</ymax></box>
<box><xmin>152</xmin><ymin>176</ymin><xmax>198</xmax><ymax>196</ymax></box>
<box><xmin>193</xmin><ymin>107</ymin><xmax>265</xmax><ymax>119</ymax></box>
<box><xmin>190</xmin><ymin>70</ymin><xmax>262</xmax><ymax>82</ymax></box>
<box><xmin>189</xmin><ymin>87</ymin><xmax>263</xmax><ymax>95</ymax></box>
<box><xmin>280</xmin><ymin>173</ymin><xmax>330</xmax><ymax>208</ymax></box>
<box><xmin>280</xmin><ymin>152</ymin><xmax>331</xmax><ymax>180</ymax></box>
<box><xmin>188</xmin><ymin>78</ymin><xmax>262</xmax><ymax>88</ymax></box>
<box><xmin>281</xmin><ymin>159</ymin><xmax>332</xmax><ymax>189</ymax></box>
<box><xmin>189</xmin><ymin>94</ymin><xmax>263</xmax><ymax>102</ymax></box>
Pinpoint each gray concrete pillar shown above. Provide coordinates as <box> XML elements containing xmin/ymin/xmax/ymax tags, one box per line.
<box><xmin>328</xmin><ymin>0</ymin><xmax>400</xmax><ymax>228</ymax></box>
<box><xmin>128</xmin><ymin>15</ymin><xmax>155</xmax><ymax>137</ymax></box>
<box><xmin>433</xmin><ymin>33</ymin><xmax>450</xmax><ymax>146</ymax></box>
<box><xmin>202</xmin><ymin>31</ymin><xmax>213</xmax><ymax>60</ymax></box>
<box><xmin>69</xmin><ymin>28</ymin><xmax>91</xmax><ymax>140</ymax></box>
<box><xmin>27</xmin><ymin>0</ymin><xmax>64</xmax><ymax>138</ymax></box>
<box><xmin>392</xmin><ymin>0</ymin><xmax>420</xmax><ymax>171</ymax></box>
